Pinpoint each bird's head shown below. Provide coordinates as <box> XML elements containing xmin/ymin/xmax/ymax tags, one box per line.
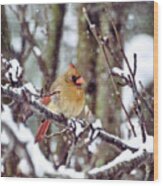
<box><xmin>64</xmin><ymin>63</ymin><xmax>85</xmax><ymax>87</ymax></box>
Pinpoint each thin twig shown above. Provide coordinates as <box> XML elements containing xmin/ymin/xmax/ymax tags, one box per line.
<box><xmin>45</xmin><ymin>127</ymin><xmax>69</xmax><ymax>138</ymax></box>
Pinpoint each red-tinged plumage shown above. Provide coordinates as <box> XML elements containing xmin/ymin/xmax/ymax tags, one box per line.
<box><xmin>35</xmin><ymin>64</ymin><xmax>85</xmax><ymax>143</ymax></box>
<box><xmin>41</xmin><ymin>96</ymin><xmax>51</xmax><ymax>105</ymax></box>
<box><xmin>35</xmin><ymin>120</ymin><xmax>51</xmax><ymax>143</ymax></box>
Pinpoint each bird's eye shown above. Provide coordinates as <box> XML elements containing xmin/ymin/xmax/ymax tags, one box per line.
<box><xmin>71</xmin><ymin>75</ymin><xmax>77</xmax><ymax>83</ymax></box>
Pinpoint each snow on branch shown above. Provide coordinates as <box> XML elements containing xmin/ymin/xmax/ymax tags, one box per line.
<box><xmin>1</xmin><ymin>104</ymin><xmax>86</xmax><ymax>178</ymax></box>
<box><xmin>97</xmin><ymin>130</ymin><xmax>138</xmax><ymax>152</ymax></box>
<box><xmin>87</xmin><ymin>149</ymin><xmax>153</xmax><ymax>179</ymax></box>
<box><xmin>1</xmin><ymin>84</ymin><xmax>67</xmax><ymax>124</ymax></box>
<box><xmin>2</xmin><ymin>29</ymin><xmax>154</xmax><ymax>178</ymax></box>
<box><xmin>2</xmin><ymin>58</ymin><xmax>23</xmax><ymax>85</ymax></box>
<box><xmin>1</xmin><ymin>53</ymin><xmax>154</xmax><ymax>179</ymax></box>
<box><xmin>1</xmin><ymin>105</ymin><xmax>55</xmax><ymax>177</ymax></box>
<box><xmin>1</xmin><ymin>84</ymin><xmax>141</xmax><ymax>153</ymax></box>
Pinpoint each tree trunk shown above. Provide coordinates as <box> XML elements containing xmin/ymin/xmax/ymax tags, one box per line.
<box><xmin>1</xmin><ymin>6</ymin><xmax>12</xmax><ymax>59</ymax></box>
<box><xmin>77</xmin><ymin>4</ymin><xmax>99</xmax><ymax>114</ymax></box>
<box><xmin>46</xmin><ymin>4</ymin><xmax>66</xmax><ymax>87</ymax></box>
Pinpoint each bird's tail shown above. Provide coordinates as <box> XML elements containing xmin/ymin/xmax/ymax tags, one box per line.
<box><xmin>35</xmin><ymin>120</ymin><xmax>51</xmax><ymax>143</ymax></box>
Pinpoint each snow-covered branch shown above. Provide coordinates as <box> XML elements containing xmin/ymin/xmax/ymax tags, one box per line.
<box><xmin>87</xmin><ymin>149</ymin><xmax>153</xmax><ymax>179</ymax></box>
<box><xmin>1</xmin><ymin>105</ymin><xmax>56</xmax><ymax>177</ymax></box>
<box><xmin>1</xmin><ymin>84</ymin><xmax>67</xmax><ymax>124</ymax></box>
<box><xmin>97</xmin><ymin>130</ymin><xmax>138</xmax><ymax>152</ymax></box>
<box><xmin>1</xmin><ymin>84</ymin><xmax>141</xmax><ymax>153</ymax></box>
<box><xmin>1</xmin><ymin>104</ymin><xmax>86</xmax><ymax>178</ymax></box>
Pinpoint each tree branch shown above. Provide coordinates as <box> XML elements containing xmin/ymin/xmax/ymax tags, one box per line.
<box><xmin>1</xmin><ymin>85</ymin><xmax>139</xmax><ymax>153</ymax></box>
<box><xmin>98</xmin><ymin>130</ymin><xmax>138</xmax><ymax>152</ymax></box>
<box><xmin>87</xmin><ymin>150</ymin><xmax>153</xmax><ymax>179</ymax></box>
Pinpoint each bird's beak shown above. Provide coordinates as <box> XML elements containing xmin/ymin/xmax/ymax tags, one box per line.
<box><xmin>76</xmin><ymin>76</ymin><xmax>85</xmax><ymax>85</ymax></box>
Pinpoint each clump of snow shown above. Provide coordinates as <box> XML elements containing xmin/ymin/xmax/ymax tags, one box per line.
<box><xmin>90</xmin><ymin>24</ymin><xmax>96</xmax><ymax>29</ymax></box>
<box><xmin>103</xmin><ymin>36</ymin><xmax>109</xmax><ymax>42</ymax></box>
<box><xmin>92</xmin><ymin>119</ymin><xmax>102</xmax><ymax>129</ymax></box>
<box><xmin>88</xmin><ymin>138</ymin><xmax>101</xmax><ymax>154</ymax></box>
<box><xmin>68</xmin><ymin>118</ymin><xmax>85</xmax><ymax>137</ymax></box>
<box><xmin>128</xmin><ymin>14</ymin><xmax>135</xmax><ymax>21</ymax></box>
<box><xmin>83</xmin><ymin>119</ymin><xmax>102</xmax><ymax>153</ymax></box>
<box><xmin>24</xmin><ymin>82</ymin><xmax>38</xmax><ymax>95</ymax></box>
<box><xmin>2</xmin><ymin>57</ymin><xmax>7</xmax><ymax>63</ymax></box>
<box><xmin>90</xmin><ymin>119</ymin><xmax>102</xmax><ymax>139</ymax></box>
<box><xmin>140</xmin><ymin>135</ymin><xmax>153</xmax><ymax>153</ymax></box>
<box><xmin>75</xmin><ymin>122</ymin><xmax>84</xmax><ymax>136</ymax></box>
<box><xmin>33</xmin><ymin>46</ymin><xmax>41</xmax><ymax>56</ymax></box>
<box><xmin>124</xmin><ymin>136</ymin><xmax>142</xmax><ymax>149</ymax></box>
<box><xmin>18</xmin><ymin>158</ymin><xmax>32</xmax><ymax>176</ymax></box>
<box><xmin>1</xmin><ymin>129</ymin><xmax>10</xmax><ymax>145</ymax></box>
<box><xmin>124</xmin><ymin>134</ymin><xmax>153</xmax><ymax>153</ymax></box>
<box><xmin>112</xmin><ymin>67</ymin><xmax>129</xmax><ymax>78</ymax></box>
<box><xmin>58</xmin><ymin>165</ymin><xmax>85</xmax><ymax>179</ymax></box>
<box><xmin>5</xmin><ymin>59</ymin><xmax>23</xmax><ymax>83</ymax></box>
<box><xmin>130</xmin><ymin>169</ymin><xmax>137</xmax><ymax>175</ymax></box>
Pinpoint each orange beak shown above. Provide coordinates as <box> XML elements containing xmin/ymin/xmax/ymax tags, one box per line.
<box><xmin>76</xmin><ymin>76</ymin><xmax>85</xmax><ymax>85</ymax></box>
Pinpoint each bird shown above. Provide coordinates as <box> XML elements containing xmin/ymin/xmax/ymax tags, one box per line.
<box><xmin>35</xmin><ymin>64</ymin><xmax>85</xmax><ymax>143</ymax></box>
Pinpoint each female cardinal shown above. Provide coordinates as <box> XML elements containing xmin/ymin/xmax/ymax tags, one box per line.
<box><xmin>35</xmin><ymin>64</ymin><xmax>85</xmax><ymax>143</ymax></box>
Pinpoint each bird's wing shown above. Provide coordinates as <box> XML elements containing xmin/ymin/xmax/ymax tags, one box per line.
<box><xmin>35</xmin><ymin>120</ymin><xmax>51</xmax><ymax>143</ymax></box>
<box><xmin>41</xmin><ymin>77</ymin><xmax>62</xmax><ymax>106</ymax></box>
<box><xmin>50</xmin><ymin>76</ymin><xmax>62</xmax><ymax>92</ymax></box>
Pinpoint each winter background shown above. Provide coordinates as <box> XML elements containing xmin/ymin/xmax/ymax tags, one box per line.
<box><xmin>1</xmin><ymin>2</ymin><xmax>154</xmax><ymax>180</ymax></box>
